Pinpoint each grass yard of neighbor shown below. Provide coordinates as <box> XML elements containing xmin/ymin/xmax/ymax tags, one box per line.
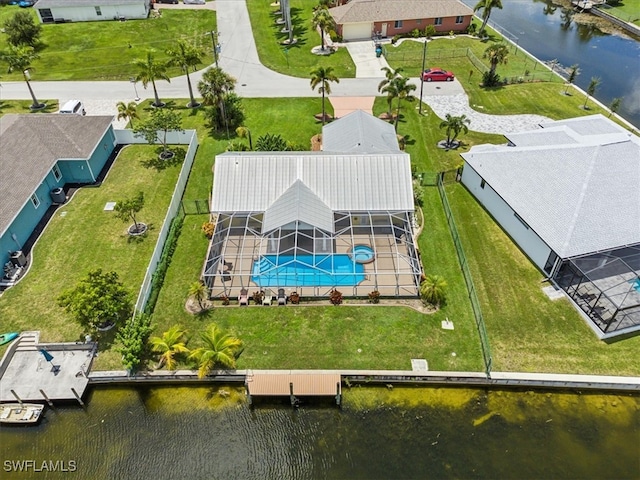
<box><xmin>0</xmin><ymin>8</ymin><xmax>216</xmax><ymax>81</ymax></box>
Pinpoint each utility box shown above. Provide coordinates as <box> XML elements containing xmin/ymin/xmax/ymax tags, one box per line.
<box><xmin>10</xmin><ymin>251</ymin><xmax>27</xmax><ymax>267</ymax></box>
<box><xmin>50</xmin><ymin>187</ymin><xmax>66</xmax><ymax>204</ymax></box>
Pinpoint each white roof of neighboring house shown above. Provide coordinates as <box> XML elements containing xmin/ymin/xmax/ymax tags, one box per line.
<box><xmin>462</xmin><ymin>115</ymin><xmax>640</xmax><ymax>259</ymax></box>
<box><xmin>322</xmin><ymin>110</ymin><xmax>400</xmax><ymax>153</ymax></box>
<box><xmin>0</xmin><ymin>114</ymin><xmax>114</xmax><ymax>238</ymax></box>
<box><xmin>329</xmin><ymin>0</ymin><xmax>473</xmax><ymax>24</ymax></box>
<box><xmin>34</xmin><ymin>0</ymin><xmax>145</xmax><ymax>7</ymax></box>
<box><xmin>211</xmin><ymin>152</ymin><xmax>413</xmax><ymax>231</ymax></box>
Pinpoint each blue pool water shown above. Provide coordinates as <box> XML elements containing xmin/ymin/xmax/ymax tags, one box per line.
<box><xmin>350</xmin><ymin>245</ymin><xmax>375</xmax><ymax>263</ymax></box>
<box><xmin>251</xmin><ymin>255</ymin><xmax>365</xmax><ymax>287</ymax></box>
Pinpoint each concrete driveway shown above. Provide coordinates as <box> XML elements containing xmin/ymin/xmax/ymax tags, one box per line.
<box><xmin>344</xmin><ymin>41</ymin><xmax>391</xmax><ymax>78</ymax></box>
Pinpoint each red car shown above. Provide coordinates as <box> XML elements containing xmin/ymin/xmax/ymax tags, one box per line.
<box><xmin>421</xmin><ymin>68</ymin><xmax>455</xmax><ymax>82</ymax></box>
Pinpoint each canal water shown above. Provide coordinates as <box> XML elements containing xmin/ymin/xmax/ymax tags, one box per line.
<box><xmin>461</xmin><ymin>0</ymin><xmax>640</xmax><ymax>129</ymax></box>
<box><xmin>1</xmin><ymin>385</ymin><xmax>638</xmax><ymax>479</ymax></box>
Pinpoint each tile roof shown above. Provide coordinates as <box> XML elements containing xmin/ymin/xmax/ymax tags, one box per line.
<box><xmin>330</xmin><ymin>0</ymin><xmax>473</xmax><ymax>24</ymax></box>
<box><xmin>462</xmin><ymin>115</ymin><xmax>640</xmax><ymax>258</ymax></box>
<box><xmin>0</xmin><ymin>114</ymin><xmax>114</xmax><ymax>237</ymax></box>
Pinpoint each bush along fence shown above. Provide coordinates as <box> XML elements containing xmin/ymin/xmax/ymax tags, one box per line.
<box><xmin>436</xmin><ymin>173</ymin><xmax>493</xmax><ymax>376</ymax></box>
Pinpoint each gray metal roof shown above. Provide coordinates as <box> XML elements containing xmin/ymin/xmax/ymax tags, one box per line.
<box><xmin>504</xmin><ymin>127</ymin><xmax>581</xmax><ymax>147</ymax></box>
<box><xmin>0</xmin><ymin>114</ymin><xmax>114</xmax><ymax>237</ymax></box>
<box><xmin>462</xmin><ymin>115</ymin><xmax>640</xmax><ymax>258</ymax></box>
<box><xmin>330</xmin><ymin>0</ymin><xmax>473</xmax><ymax>24</ymax></box>
<box><xmin>212</xmin><ymin>152</ymin><xmax>413</xmax><ymax>219</ymax></box>
<box><xmin>322</xmin><ymin>110</ymin><xmax>400</xmax><ymax>153</ymax></box>
<box><xmin>34</xmin><ymin>0</ymin><xmax>145</xmax><ymax>7</ymax></box>
<box><xmin>263</xmin><ymin>179</ymin><xmax>334</xmax><ymax>233</ymax></box>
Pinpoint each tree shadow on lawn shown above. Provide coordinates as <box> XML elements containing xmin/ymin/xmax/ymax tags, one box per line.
<box><xmin>272</xmin><ymin>7</ymin><xmax>308</xmax><ymax>47</ymax></box>
<box><xmin>140</xmin><ymin>147</ymin><xmax>186</xmax><ymax>171</ymax></box>
<box><xmin>125</xmin><ymin>222</ymin><xmax>154</xmax><ymax>244</ymax></box>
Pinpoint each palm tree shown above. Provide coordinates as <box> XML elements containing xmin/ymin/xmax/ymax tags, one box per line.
<box><xmin>608</xmin><ymin>97</ymin><xmax>621</xmax><ymax>118</ymax></box>
<box><xmin>583</xmin><ymin>76</ymin><xmax>600</xmax><ymax>109</ymax></box>
<box><xmin>420</xmin><ymin>275</ymin><xmax>447</xmax><ymax>308</ymax></box>
<box><xmin>382</xmin><ymin>75</ymin><xmax>416</xmax><ymax>130</ymax></box>
<box><xmin>311</xmin><ymin>8</ymin><xmax>335</xmax><ymax>51</ymax></box>
<box><xmin>439</xmin><ymin>113</ymin><xmax>471</xmax><ymax>148</ymax></box>
<box><xmin>378</xmin><ymin>66</ymin><xmax>403</xmax><ymax>119</ymax></box>
<box><xmin>473</xmin><ymin>0</ymin><xmax>503</xmax><ymax>36</ymax></box>
<box><xmin>310</xmin><ymin>66</ymin><xmax>339</xmax><ymax>125</ymax></box>
<box><xmin>483</xmin><ymin>44</ymin><xmax>509</xmax><ymax>76</ymax></box>
<box><xmin>1</xmin><ymin>45</ymin><xmax>44</xmax><ymax>109</ymax></box>
<box><xmin>166</xmin><ymin>40</ymin><xmax>204</xmax><ymax>108</ymax></box>
<box><xmin>198</xmin><ymin>66</ymin><xmax>236</xmax><ymax>131</ymax></box>
<box><xmin>564</xmin><ymin>64</ymin><xmax>580</xmax><ymax>95</ymax></box>
<box><xmin>188</xmin><ymin>324</ymin><xmax>243</xmax><ymax>378</ymax></box>
<box><xmin>150</xmin><ymin>325</ymin><xmax>189</xmax><ymax>370</ymax></box>
<box><xmin>133</xmin><ymin>49</ymin><xmax>170</xmax><ymax>108</ymax></box>
<box><xmin>188</xmin><ymin>281</ymin><xmax>208</xmax><ymax>310</ymax></box>
<box><xmin>116</xmin><ymin>101</ymin><xmax>139</xmax><ymax>128</ymax></box>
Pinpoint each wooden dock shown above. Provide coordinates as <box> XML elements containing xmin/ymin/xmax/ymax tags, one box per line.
<box><xmin>246</xmin><ymin>371</ymin><xmax>342</xmax><ymax>406</ymax></box>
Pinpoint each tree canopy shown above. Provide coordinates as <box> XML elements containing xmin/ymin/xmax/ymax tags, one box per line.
<box><xmin>57</xmin><ymin>269</ymin><xmax>133</xmax><ymax>332</ymax></box>
<box><xmin>114</xmin><ymin>191</ymin><xmax>145</xmax><ymax>234</ymax></box>
<box><xmin>3</xmin><ymin>11</ymin><xmax>42</xmax><ymax>48</ymax></box>
<box><xmin>133</xmin><ymin>108</ymin><xmax>184</xmax><ymax>158</ymax></box>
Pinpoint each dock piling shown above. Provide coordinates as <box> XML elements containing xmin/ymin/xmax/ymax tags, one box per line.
<box><xmin>70</xmin><ymin>387</ymin><xmax>85</xmax><ymax>407</ymax></box>
<box><xmin>10</xmin><ymin>389</ymin><xmax>23</xmax><ymax>406</ymax></box>
<box><xmin>40</xmin><ymin>389</ymin><xmax>54</xmax><ymax>407</ymax></box>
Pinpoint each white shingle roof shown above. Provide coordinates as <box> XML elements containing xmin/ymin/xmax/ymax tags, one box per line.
<box><xmin>212</xmin><ymin>152</ymin><xmax>413</xmax><ymax>224</ymax></box>
<box><xmin>462</xmin><ymin>115</ymin><xmax>640</xmax><ymax>258</ymax></box>
<box><xmin>322</xmin><ymin>110</ymin><xmax>400</xmax><ymax>153</ymax></box>
<box><xmin>34</xmin><ymin>0</ymin><xmax>144</xmax><ymax>7</ymax></box>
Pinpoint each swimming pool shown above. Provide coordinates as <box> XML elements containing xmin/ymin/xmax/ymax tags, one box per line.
<box><xmin>251</xmin><ymin>255</ymin><xmax>365</xmax><ymax>287</ymax></box>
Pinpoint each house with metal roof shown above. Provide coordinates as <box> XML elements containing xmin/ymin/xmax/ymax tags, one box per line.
<box><xmin>322</xmin><ymin>110</ymin><xmax>400</xmax><ymax>153</ymax></box>
<box><xmin>202</xmin><ymin>112</ymin><xmax>421</xmax><ymax>299</ymax></box>
<box><xmin>34</xmin><ymin>0</ymin><xmax>150</xmax><ymax>23</ymax></box>
<box><xmin>460</xmin><ymin>114</ymin><xmax>640</xmax><ymax>339</ymax></box>
<box><xmin>0</xmin><ymin>114</ymin><xmax>116</xmax><ymax>284</ymax></box>
<box><xmin>329</xmin><ymin>0</ymin><xmax>473</xmax><ymax>41</ymax></box>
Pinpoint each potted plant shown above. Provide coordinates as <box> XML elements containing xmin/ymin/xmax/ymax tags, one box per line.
<box><xmin>253</xmin><ymin>291</ymin><xmax>264</xmax><ymax>304</ymax></box>
<box><xmin>289</xmin><ymin>291</ymin><xmax>300</xmax><ymax>304</ymax></box>
<box><xmin>329</xmin><ymin>289</ymin><xmax>343</xmax><ymax>305</ymax></box>
<box><xmin>368</xmin><ymin>290</ymin><xmax>381</xmax><ymax>304</ymax></box>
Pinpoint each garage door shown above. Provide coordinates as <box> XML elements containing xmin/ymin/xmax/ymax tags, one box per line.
<box><xmin>343</xmin><ymin>22</ymin><xmax>372</xmax><ymax>41</ymax></box>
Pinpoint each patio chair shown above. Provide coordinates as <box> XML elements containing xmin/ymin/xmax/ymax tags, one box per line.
<box><xmin>262</xmin><ymin>289</ymin><xmax>274</xmax><ymax>306</ymax></box>
<box><xmin>277</xmin><ymin>288</ymin><xmax>287</xmax><ymax>305</ymax></box>
<box><xmin>238</xmin><ymin>288</ymin><xmax>249</xmax><ymax>306</ymax></box>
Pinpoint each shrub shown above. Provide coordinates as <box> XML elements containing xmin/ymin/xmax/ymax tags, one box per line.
<box><xmin>420</xmin><ymin>275</ymin><xmax>447</xmax><ymax>308</ymax></box>
<box><xmin>411</xmin><ymin>29</ymin><xmax>421</xmax><ymax>38</ymax></box>
<box><xmin>253</xmin><ymin>291</ymin><xmax>264</xmax><ymax>304</ymax></box>
<box><xmin>482</xmin><ymin>70</ymin><xmax>501</xmax><ymax>87</ymax></box>
<box><xmin>413</xmin><ymin>179</ymin><xmax>424</xmax><ymax>207</ymax></box>
<box><xmin>424</xmin><ymin>25</ymin><xmax>436</xmax><ymax>38</ymax></box>
<box><xmin>220</xmin><ymin>295</ymin><xmax>230</xmax><ymax>306</ymax></box>
<box><xmin>391</xmin><ymin>34</ymin><xmax>400</xmax><ymax>44</ymax></box>
<box><xmin>116</xmin><ymin>313</ymin><xmax>154</xmax><ymax>374</ymax></box>
<box><xmin>202</xmin><ymin>221</ymin><xmax>215</xmax><ymax>239</ymax></box>
<box><xmin>368</xmin><ymin>290</ymin><xmax>381</xmax><ymax>304</ymax></box>
<box><xmin>329</xmin><ymin>289</ymin><xmax>343</xmax><ymax>305</ymax></box>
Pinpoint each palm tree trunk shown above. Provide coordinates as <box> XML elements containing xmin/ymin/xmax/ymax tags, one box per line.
<box><xmin>151</xmin><ymin>80</ymin><xmax>162</xmax><ymax>107</ymax></box>
<box><xmin>394</xmin><ymin>97</ymin><xmax>401</xmax><ymax>129</ymax></box>
<box><xmin>186</xmin><ymin>72</ymin><xmax>198</xmax><ymax>108</ymax></box>
<box><xmin>321</xmin><ymin>86</ymin><xmax>326</xmax><ymax>125</ymax></box>
<box><xmin>23</xmin><ymin>76</ymin><xmax>42</xmax><ymax>109</ymax></box>
<box><xmin>321</xmin><ymin>29</ymin><xmax>325</xmax><ymax>50</ymax></box>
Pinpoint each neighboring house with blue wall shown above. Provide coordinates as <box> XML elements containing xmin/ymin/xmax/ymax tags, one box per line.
<box><xmin>0</xmin><ymin>114</ymin><xmax>115</xmax><ymax>274</ymax></box>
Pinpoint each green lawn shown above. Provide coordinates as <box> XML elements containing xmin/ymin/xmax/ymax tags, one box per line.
<box><xmin>599</xmin><ymin>0</ymin><xmax>640</xmax><ymax>25</ymax></box>
<box><xmin>447</xmin><ymin>184</ymin><xmax>640</xmax><ymax>376</ymax></box>
<box><xmin>246</xmin><ymin>0</ymin><xmax>356</xmax><ymax>78</ymax></box>
<box><xmin>0</xmin><ymin>142</ymin><xmax>184</xmax><ymax>366</ymax></box>
<box><xmin>0</xmin><ymin>7</ymin><xmax>216</xmax><ymax>81</ymax></box>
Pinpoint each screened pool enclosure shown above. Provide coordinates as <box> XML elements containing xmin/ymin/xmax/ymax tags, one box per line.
<box><xmin>203</xmin><ymin>210</ymin><xmax>422</xmax><ymax>298</ymax></box>
<box><xmin>555</xmin><ymin>244</ymin><xmax>640</xmax><ymax>337</ymax></box>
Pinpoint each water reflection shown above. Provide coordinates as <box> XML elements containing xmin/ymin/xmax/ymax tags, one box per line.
<box><xmin>0</xmin><ymin>386</ymin><xmax>638</xmax><ymax>480</ymax></box>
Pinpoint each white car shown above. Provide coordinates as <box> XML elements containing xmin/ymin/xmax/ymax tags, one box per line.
<box><xmin>183</xmin><ymin>0</ymin><xmax>205</xmax><ymax>4</ymax></box>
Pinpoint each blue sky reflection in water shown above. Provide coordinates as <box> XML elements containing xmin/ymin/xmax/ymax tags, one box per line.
<box><xmin>0</xmin><ymin>386</ymin><xmax>638</xmax><ymax>479</ymax></box>
<box><xmin>461</xmin><ymin>0</ymin><xmax>640</xmax><ymax>129</ymax></box>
